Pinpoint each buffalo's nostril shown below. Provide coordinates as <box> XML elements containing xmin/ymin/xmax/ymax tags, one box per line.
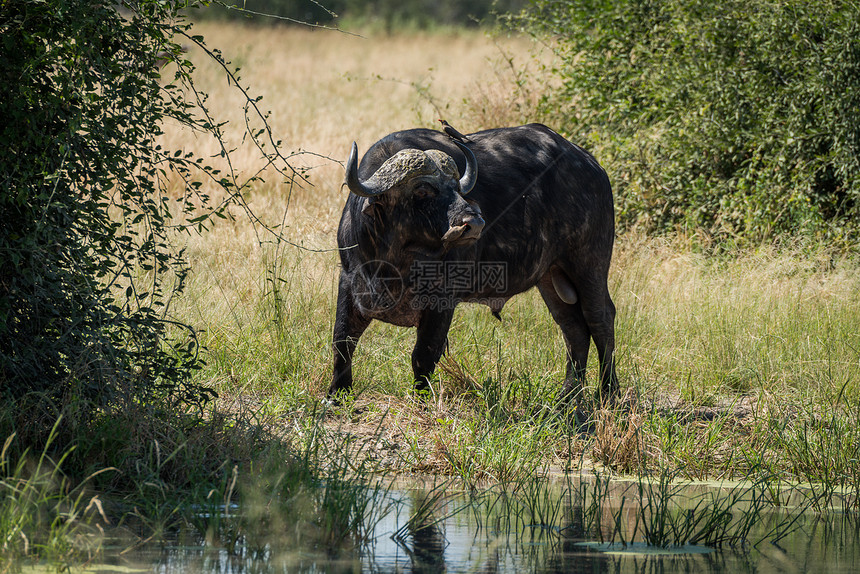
<box><xmin>443</xmin><ymin>215</ymin><xmax>485</xmax><ymax>244</ymax></box>
<box><xmin>464</xmin><ymin>216</ymin><xmax>485</xmax><ymax>237</ymax></box>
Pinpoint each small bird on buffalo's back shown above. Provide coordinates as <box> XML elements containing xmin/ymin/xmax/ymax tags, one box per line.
<box><xmin>439</xmin><ymin>119</ymin><xmax>472</xmax><ymax>143</ymax></box>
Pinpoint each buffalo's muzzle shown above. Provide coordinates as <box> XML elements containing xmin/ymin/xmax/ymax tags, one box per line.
<box><xmin>442</xmin><ymin>214</ymin><xmax>485</xmax><ymax>244</ymax></box>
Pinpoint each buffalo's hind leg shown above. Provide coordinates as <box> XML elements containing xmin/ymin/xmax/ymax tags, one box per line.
<box><xmin>588</xmin><ymin>293</ymin><xmax>618</xmax><ymax>403</ymax></box>
<box><xmin>573</xmin><ymin>274</ymin><xmax>618</xmax><ymax>404</ymax></box>
<box><xmin>328</xmin><ymin>271</ymin><xmax>371</xmax><ymax>401</ymax></box>
<box><xmin>539</xmin><ymin>265</ymin><xmax>619</xmax><ymax>405</ymax></box>
<box><xmin>537</xmin><ymin>273</ymin><xmax>591</xmax><ymax>405</ymax></box>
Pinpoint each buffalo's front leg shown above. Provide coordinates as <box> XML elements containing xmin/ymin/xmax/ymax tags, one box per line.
<box><xmin>328</xmin><ymin>272</ymin><xmax>371</xmax><ymax>399</ymax></box>
<box><xmin>412</xmin><ymin>309</ymin><xmax>454</xmax><ymax>392</ymax></box>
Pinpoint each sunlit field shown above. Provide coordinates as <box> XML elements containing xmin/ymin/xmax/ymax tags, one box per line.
<box><xmin>163</xmin><ymin>21</ymin><xmax>860</xmax><ymax>480</ymax></box>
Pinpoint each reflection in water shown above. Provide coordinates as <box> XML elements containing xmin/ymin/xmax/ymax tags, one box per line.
<box><xmin>95</xmin><ymin>479</ymin><xmax>860</xmax><ymax>574</ymax></box>
<box><xmin>400</xmin><ymin>490</ymin><xmax>448</xmax><ymax>573</ymax></box>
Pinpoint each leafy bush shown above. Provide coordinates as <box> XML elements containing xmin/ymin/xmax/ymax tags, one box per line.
<box><xmin>0</xmin><ymin>0</ymin><xmax>292</xmax><ymax>433</ymax></box>
<box><xmin>526</xmin><ymin>0</ymin><xmax>860</xmax><ymax>245</ymax></box>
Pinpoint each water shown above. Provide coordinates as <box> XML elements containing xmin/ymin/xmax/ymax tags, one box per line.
<box><xmin>76</xmin><ymin>478</ymin><xmax>860</xmax><ymax>573</ymax></box>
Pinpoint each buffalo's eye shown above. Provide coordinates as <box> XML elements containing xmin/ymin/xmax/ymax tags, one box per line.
<box><xmin>413</xmin><ymin>183</ymin><xmax>437</xmax><ymax>200</ymax></box>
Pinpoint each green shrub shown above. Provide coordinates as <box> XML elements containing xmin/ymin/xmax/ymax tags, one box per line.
<box><xmin>1</xmin><ymin>0</ymin><xmax>202</xmax><ymax>413</ymax></box>
<box><xmin>0</xmin><ymin>0</ymin><xmax>292</xmax><ymax>441</ymax></box>
<box><xmin>526</xmin><ymin>0</ymin><xmax>860</xmax><ymax>245</ymax></box>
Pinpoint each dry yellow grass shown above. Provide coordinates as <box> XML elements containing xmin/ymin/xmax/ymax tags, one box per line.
<box><xmin>163</xmin><ymin>22</ymin><xmax>541</xmax><ymax>243</ymax></box>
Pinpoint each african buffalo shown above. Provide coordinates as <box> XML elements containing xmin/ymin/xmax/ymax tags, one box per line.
<box><xmin>329</xmin><ymin>123</ymin><xmax>618</xmax><ymax>404</ymax></box>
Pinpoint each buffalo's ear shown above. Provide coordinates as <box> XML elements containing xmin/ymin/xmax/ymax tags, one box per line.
<box><xmin>361</xmin><ymin>197</ymin><xmax>385</xmax><ymax>219</ymax></box>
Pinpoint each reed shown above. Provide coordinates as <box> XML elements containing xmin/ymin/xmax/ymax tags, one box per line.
<box><xmin>0</xmin><ymin>421</ymin><xmax>110</xmax><ymax>570</ymax></box>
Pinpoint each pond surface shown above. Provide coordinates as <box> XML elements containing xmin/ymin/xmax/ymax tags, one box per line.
<box><xmin>80</xmin><ymin>477</ymin><xmax>860</xmax><ymax>573</ymax></box>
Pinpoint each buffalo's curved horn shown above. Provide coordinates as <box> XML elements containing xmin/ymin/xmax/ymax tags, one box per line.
<box><xmin>452</xmin><ymin>139</ymin><xmax>478</xmax><ymax>196</ymax></box>
<box><xmin>344</xmin><ymin>142</ymin><xmax>388</xmax><ymax>197</ymax></box>
<box><xmin>347</xmin><ymin>145</ymin><xmax>443</xmax><ymax>198</ymax></box>
<box><xmin>344</xmin><ymin>141</ymin><xmax>392</xmax><ymax>198</ymax></box>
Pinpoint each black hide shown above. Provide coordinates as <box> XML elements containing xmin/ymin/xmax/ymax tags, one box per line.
<box><xmin>329</xmin><ymin>123</ymin><xmax>619</xmax><ymax>403</ymax></box>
